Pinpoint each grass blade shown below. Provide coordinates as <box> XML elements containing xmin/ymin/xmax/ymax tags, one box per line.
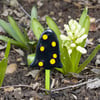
<box><xmin>32</xmin><ymin>18</ymin><xmax>44</xmax><ymax>40</ymax></box>
<box><xmin>8</xmin><ymin>16</ymin><xmax>27</xmax><ymax>44</ymax></box>
<box><xmin>76</xmin><ymin>44</ymin><xmax>100</xmax><ymax>73</ymax></box>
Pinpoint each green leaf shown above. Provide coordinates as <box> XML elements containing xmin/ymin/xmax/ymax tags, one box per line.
<box><xmin>0</xmin><ymin>58</ymin><xmax>7</xmax><ymax>86</ymax></box>
<box><xmin>32</xmin><ymin>18</ymin><xmax>44</xmax><ymax>40</ymax></box>
<box><xmin>79</xmin><ymin>8</ymin><xmax>88</xmax><ymax>27</ymax></box>
<box><xmin>76</xmin><ymin>44</ymin><xmax>100</xmax><ymax>73</ymax></box>
<box><xmin>0</xmin><ymin>19</ymin><xmax>20</xmax><ymax>42</ymax></box>
<box><xmin>5</xmin><ymin>41</ymin><xmax>11</xmax><ymax>58</ymax></box>
<box><xmin>30</xmin><ymin>6</ymin><xmax>37</xmax><ymax>29</ymax></box>
<box><xmin>0</xmin><ymin>42</ymin><xmax>10</xmax><ymax>86</ymax></box>
<box><xmin>56</xmin><ymin>46</ymin><xmax>73</xmax><ymax>74</ymax></box>
<box><xmin>8</xmin><ymin>16</ymin><xmax>27</xmax><ymax>44</ymax></box>
<box><xmin>74</xmin><ymin>16</ymin><xmax>90</xmax><ymax>69</ymax></box>
<box><xmin>46</xmin><ymin>16</ymin><xmax>61</xmax><ymax>45</ymax></box>
<box><xmin>27</xmin><ymin>53</ymin><xmax>35</xmax><ymax>65</ymax></box>
<box><xmin>31</xmin><ymin>6</ymin><xmax>37</xmax><ymax>19</ymax></box>
<box><xmin>0</xmin><ymin>35</ymin><xmax>28</xmax><ymax>49</ymax></box>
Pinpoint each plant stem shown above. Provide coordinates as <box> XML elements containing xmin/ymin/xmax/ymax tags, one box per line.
<box><xmin>45</xmin><ymin>69</ymin><xmax>50</xmax><ymax>90</ymax></box>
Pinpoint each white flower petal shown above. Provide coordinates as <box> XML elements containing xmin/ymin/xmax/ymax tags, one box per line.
<box><xmin>67</xmin><ymin>32</ymin><xmax>73</xmax><ymax>37</ymax></box>
<box><xmin>76</xmin><ymin>46</ymin><xmax>87</xmax><ymax>54</ymax></box>
<box><xmin>68</xmin><ymin>49</ymin><xmax>72</xmax><ymax>55</ymax></box>
<box><xmin>80</xmin><ymin>28</ymin><xmax>85</xmax><ymax>35</ymax></box>
<box><xmin>77</xmin><ymin>24</ymin><xmax>81</xmax><ymax>31</ymax></box>
<box><xmin>70</xmin><ymin>24</ymin><xmax>76</xmax><ymax>31</ymax></box>
<box><xmin>64</xmin><ymin>24</ymin><xmax>70</xmax><ymax>32</ymax></box>
<box><xmin>69</xmin><ymin>19</ymin><xmax>74</xmax><ymax>26</ymax></box>
<box><xmin>76</xmin><ymin>34</ymin><xmax>88</xmax><ymax>43</ymax></box>
<box><xmin>75</xmin><ymin>29</ymin><xmax>79</xmax><ymax>36</ymax></box>
<box><xmin>60</xmin><ymin>35</ymin><xmax>70</xmax><ymax>41</ymax></box>
<box><xmin>70</xmin><ymin>43</ymin><xmax>76</xmax><ymax>47</ymax></box>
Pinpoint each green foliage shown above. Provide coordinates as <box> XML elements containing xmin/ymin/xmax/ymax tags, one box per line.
<box><xmin>27</xmin><ymin>53</ymin><xmax>35</xmax><ymax>65</ymax></box>
<box><xmin>0</xmin><ymin>17</ymin><xmax>29</xmax><ymax>49</ymax></box>
<box><xmin>0</xmin><ymin>6</ymin><xmax>38</xmax><ymax>51</ymax></box>
<box><xmin>32</xmin><ymin>18</ymin><xmax>44</xmax><ymax>40</ymax></box>
<box><xmin>0</xmin><ymin>41</ymin><xmax>10</xmax><ymax>86</ymax></box>
<box><xmin>28</xmin><ymin>8</ymin><xmax>100</xmax><ymax>75</ymax></box>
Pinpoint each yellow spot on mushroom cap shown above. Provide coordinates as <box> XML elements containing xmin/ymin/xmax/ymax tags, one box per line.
<box><xmin>53</xmin><ymin>53</ymin><xmax>57</xmax><ymax>58</ymax></box>
<box><xmin>40</xmin><ymin>46</ymin><xmax>45</xmax><ymax>52</ymax></box>
<box><xmin>42</xmin><ymin>34</ymin><xmax>48</xmax><ymax>40</ymax></box>
<box><xmin>51</xmin><ymin>41</ymin><xmax>56</xmax><ymax>47</ymax></box>
<box><xmin>50</xmin><ymin>59</ymin><xmax>56</xmax><ymax>65</ymax></box>
<box><xmin>38</xmin><ymin>61</ymin><xmax>44</xmax><ymax>67</ymax></box>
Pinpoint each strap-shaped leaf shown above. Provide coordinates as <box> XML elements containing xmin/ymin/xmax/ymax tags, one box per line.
<box><xmin>5</xmin><ymin>41</ymin><xmax>11</xmax><ymax>58</ymax></box>
<box><xmin>56</xmin><ymin>46</ymin><xmax>73</xmax><ymax>74</ymax></box>
<box><xmin>8</xmin><ymin>16</ymin><xmax>27</xmax><ymax>45</ymax></box>
<box><xmin>79</xmin><ymin>8</ymin><xmax>88</xmax><ymax>27</ymax></box>
<box><xmin>27</xmin><ymin>53</ymin><xmax>35</xmax><ymax>65</ymax></box>
<box><xmin>0</xmin><ymin>58</ymin><xmax>7</xmax><ymax>86</ymax></box>
<box><xmin>74</xmin><ymin>16</ymin><xmax>90</xmax><ymax>69</ymax></box>
<box><xmin>32</xmin><ymin>18</ymin><xmax>44</xmax><ymax>40</ymax></box>
<box><xmin>0</xmin><ymin>42</ymin><xmax>10</xmax><ymax>86</ymax></box>
<box><xmin>76</xmin><ymin>44</ymin><xmax>100</xmax><ymax>73</ymax></box>
<box><xmin>46</xmin><ymin>16</ymin><xmax>61</xmax><ymax>45</ymax></box>
<box><xmin>31</xmin><ymin>6</ymin><xmax>37</xmax><ymax>29</ymax></box>
<box><xmin>0</xmin><ymin>35</ymin><xmax>27</xmax><ymax>49</ymax></box>
<box><xmin>0</xmin><ymin>19</ymin><xmax>20</xmax><ymax>42</ymax></box>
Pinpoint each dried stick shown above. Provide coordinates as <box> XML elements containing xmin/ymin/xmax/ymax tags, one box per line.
<box><xmin>18</xmin><ymin>2</ymin><xmax>31</xmax><ymax>18</ymax></box>
<box><xmin>0</xmin><ymin>78</ymin><xmax>98</xmax><ymax>92</ymax></box>
<box><xmin>41</xmin><ymin>78</ymin><xmax>98</xmax><ymax>92</ymax></box>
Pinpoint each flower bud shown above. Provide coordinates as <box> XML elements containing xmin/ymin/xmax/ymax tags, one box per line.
<box><xmin>76</xmin><ymin>46</ymin><xmax>87</xmax><ymax>54</ymax></box>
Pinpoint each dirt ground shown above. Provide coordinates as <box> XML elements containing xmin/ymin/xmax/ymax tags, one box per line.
<box><xmin>0</xmin><ymin>0</ymin><xmax>100</xmax><ymax>100</ymax></box>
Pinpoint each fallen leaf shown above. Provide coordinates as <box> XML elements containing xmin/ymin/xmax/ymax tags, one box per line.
<box><xmin>51</xmin><ymin>78</ymin><xmax>55</xmax><ymax>88</ymax></box>
<box><xmin>95</xmin><ymin>55</ymin><xmax>100</xmax><ymax>66</ymax></box>
<box><xmin>16</xmin><ymin>57</ymin><xmax>22</xmax><ymax>62</ymax></box>
<box><xmin>91</xmin><ymin>68</ymin><xmax>100</xmax><ymax>74</ymax></box>
<box><xmin>14</xmin><ymin>48</ymin><xmax>24</xmax><ymax>56</ymax></box>
<box><xmin>62</xmin><ymin>79</ymin><xmax>70</xmax><ymax>84</ymax></box>
<box><xmin>25</xmin><ymin>70</ymin><xmax>40</xmax><ymax>78</ymax></box>
<box><xmin>71</xmin><ymin>79</ymin><xmax>78</xmax><ymax>84</ymax></box>
<box><xmin>0</xmin><ymin>43</ymin><xmax>7</xmax><ymax>50</ymax></box>
<box><xmin>10</xmin><ymin>0</ymin><xmax>18</xmax><ymax>7</ymax></box>
<box><xmin>64</xmin><ymin>0</ymin><xmax>71</xmax><ymax>3</ymax></box>
<box><xmin>4</xmin><ymin>87</ymin><xmax>14</xmax><ymax>92</ymax></box>
<box><xmin>31</xmin><ymin>82</ymin><xmax>40</xmax><ymax>89</ymax></box>
<box><xmin>87</xmin><ymin>78</ymin><xmax>100</xmax><ymax>89</ymax></box>
<box><xmin>1</xmin><ymin>8</ymin><xmax>13</xmax><ymax>17</ymax></box>
<box><xmin>13</xmin><ymin>10</ymin><xmax>24</xmax><ymax>17</ymax></box>
<box><xmin>89</xmin><ymin>23</ymin><xmax>97</xmax><ymax>32</ymax></box>
<box><xmin>6</xmin><ymin>63</ymin><xmax>17</xmax><ymax>74</ymax></box>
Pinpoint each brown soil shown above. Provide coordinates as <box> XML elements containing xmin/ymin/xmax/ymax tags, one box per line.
<box><xmin>0</xmin><ymin>0</ymin><xmax>100</xmax><ymax>100</ymax></box>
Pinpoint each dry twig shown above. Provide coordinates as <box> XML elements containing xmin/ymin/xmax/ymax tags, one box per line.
<box><xmin>0</xmin><ymin>78</ymin><xmax>98</xmax><ymax>92</ymax></box>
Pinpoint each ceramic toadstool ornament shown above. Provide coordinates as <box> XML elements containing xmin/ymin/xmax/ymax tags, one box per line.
<box><xmin>30</xmin><ymin>29</ymin><xmax>62</xmax><ymax>91</ymax></box>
